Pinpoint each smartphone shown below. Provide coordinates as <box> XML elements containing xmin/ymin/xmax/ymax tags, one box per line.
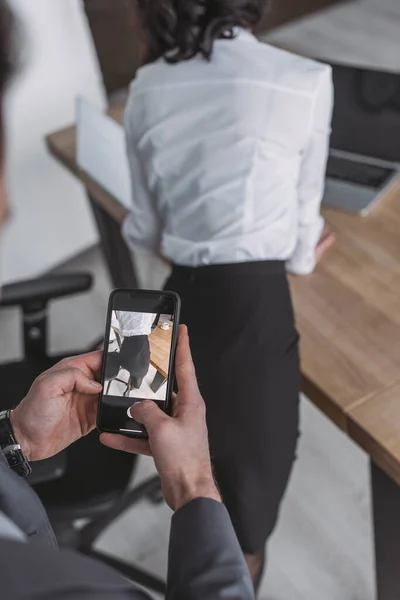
<box><xmin>97</xmin><ymin>289</ymin><xmax>181</xmax><ymax>438</ymax></box>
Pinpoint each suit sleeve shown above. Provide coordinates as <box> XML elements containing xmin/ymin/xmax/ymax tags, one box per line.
<box><xmin>287</xmin><ymin>67</ymin><xmax>334</xmax><ymax>275</ymax></box>
<box><xmin>167</xmin><ymin>499</ymin><xmax>254</xmax><ymax>600</ymax></box>
<box><xmin>0</xmin><ymin>538</ymin><xmax>152</xmax><ymax>600</ymax></box>
<box><xmin>0</xmin><ymin>461</ymin><xmax>57</xmax><ymax>548</ymax></box>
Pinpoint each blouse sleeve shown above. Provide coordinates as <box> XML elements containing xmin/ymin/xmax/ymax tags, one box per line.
<box><xmin>122</xmin><ymin>107</ymin><xmax>162</xmax><ymax>255</ymax></box>
<box><xmin>287</xmin><ymin>67</ymin><xmax>334</xmax><ymax>275</ymax></box>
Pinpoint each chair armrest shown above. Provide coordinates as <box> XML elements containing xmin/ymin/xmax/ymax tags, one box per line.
<box><xmin>28</xmin><ymin>453</ymin><xmax>68</xmax><ymax>487</ymax></box>
<box><xmin>0</xmin><ymin>274</ymin><xmax>93</xmax><ymax>309</ymax></box>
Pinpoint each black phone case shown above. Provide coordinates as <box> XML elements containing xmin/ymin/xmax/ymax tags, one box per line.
<box><xmin>97</xmin><ymin>289</ymin><xmax>181</xmax><ymax>439</ymax></box>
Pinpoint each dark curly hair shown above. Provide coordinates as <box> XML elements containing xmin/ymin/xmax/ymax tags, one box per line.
<box><xmin>136</xmin><ymin>0</ymin><xmax>271</xmax><ymax>64</ymax></box>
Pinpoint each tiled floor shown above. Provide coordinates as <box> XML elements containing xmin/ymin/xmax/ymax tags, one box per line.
<box><xmin>105</xmin><ymin>362</ymin><xmax>164</xmax><ymax>401</ymax></box>
<box><xmin>263</xmin><ymin>0</ymin><xmax>400</xmax><ymax>72</ymax></box>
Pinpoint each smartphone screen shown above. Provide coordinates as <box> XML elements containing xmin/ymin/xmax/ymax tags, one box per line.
<box><xmin>98</xmin><ymin>289</ymin><xmax>181</xmax><ymax>438</ymax></box>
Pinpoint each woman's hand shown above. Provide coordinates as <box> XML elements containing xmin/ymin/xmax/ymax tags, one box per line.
<box><xmin>316</xmin><ymin>223</ymin><xmax>336</xmax><ymax>264</ymax></box>
<box><xmin>10</xmin><ymin>352</ymin><xmax>103</xmax><ymax>462</ymax></box>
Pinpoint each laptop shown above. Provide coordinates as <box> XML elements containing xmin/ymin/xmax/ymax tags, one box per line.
<box><xmin>323</xmin><ymin>64</ymin><xmax>400</xmax><ymax>215</ymax></box>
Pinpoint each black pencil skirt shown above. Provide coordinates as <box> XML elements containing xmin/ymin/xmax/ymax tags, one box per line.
<box><xmin>165</xmin><ymin>261</ymin><xmax>300</xmax><ymax>554</ymax></box>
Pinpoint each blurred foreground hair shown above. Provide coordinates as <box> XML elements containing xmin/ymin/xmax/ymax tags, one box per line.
<box><xmin>0</xmin><ymin>0</ymin><xmax>16</xmax><ymax>141</ymax></box>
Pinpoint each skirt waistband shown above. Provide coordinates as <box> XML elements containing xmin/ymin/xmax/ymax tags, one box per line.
<box><xmin>172</xmin><ymin>260</ymin><xmax>285</xmax><ymax>279</ymax></box>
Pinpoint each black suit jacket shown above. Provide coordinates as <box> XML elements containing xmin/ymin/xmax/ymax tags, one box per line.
<box><xmin>0</xmin><ymin>458</ymin><xmax>254</xmax><ymax>599</ymax></box>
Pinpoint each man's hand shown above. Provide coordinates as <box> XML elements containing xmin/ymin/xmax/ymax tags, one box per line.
<box><xmin>101</xmin><ymin>326</ymin><xmax>221</xmax><ymax>511</ymax></box>
<box><xmin>316</xmin><ymin>223</ymin><xmax>336</xmax><ymax>264</ymax></box>
<box><xmin>11</xmin><ymin>352</ymin><xmax>103</xmax><ymax>462</ymax></box>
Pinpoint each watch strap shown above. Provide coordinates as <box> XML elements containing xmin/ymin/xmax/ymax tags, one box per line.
<box><xmin>0</xmin><ymin>410</ymin><xmax>32</xmax><ymax>478</ymax></box>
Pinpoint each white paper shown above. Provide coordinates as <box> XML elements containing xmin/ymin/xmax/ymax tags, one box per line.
<box><xmin>76</xmin><ymin>96</ymin><xmax>132</xmax><ymax>209</ymax></box>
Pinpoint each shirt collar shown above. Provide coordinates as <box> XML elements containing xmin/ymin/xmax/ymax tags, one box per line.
<box><xmin>232</xmin><ymin>27</ymin><xmax>257</xmax><ymax>43</ymax></box>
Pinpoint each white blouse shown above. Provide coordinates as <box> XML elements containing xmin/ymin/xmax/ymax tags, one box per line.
<box><xmin>123</xmin><ymin>29</ymin><xmax>333</xmax><ymax>275</ymax></box>
<box><xmin>115</xmin><ymin>311</ymin><xmax>156</xmax><ymax>337</ymax></box>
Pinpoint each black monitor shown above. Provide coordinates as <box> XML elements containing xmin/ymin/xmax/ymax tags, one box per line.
<box><xmin>330</xmin><ymin>63</ymin><xmax>400</xmax><ymax>162</ymax></box>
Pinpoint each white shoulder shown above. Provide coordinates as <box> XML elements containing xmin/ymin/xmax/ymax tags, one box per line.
<box><xmin>129</xmin><ymin>58</ymin><xmax>186</xmax><ymax>94</ymax></box>
<box><xmin>256</xmin><ymin>43</ymin><xmax>332</xmax><ymax>96</ymax></box>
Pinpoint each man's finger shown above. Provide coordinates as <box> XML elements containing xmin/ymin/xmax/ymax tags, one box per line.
<box><xmin>129</xmin><ymin>400</ymin><xmax>168</xmax><ymax>435</ymax></box>
<box><xmin>78</xmin><ymin>351</ymin><xmax>103</xmax><ymax>379</ymax></box>
<box><xmin>37</xmin><ymin>367</ymin><xmax>102</xmax><ymax>396</ymax></box>
<box><xmin>46</xmin><ymin>351</ymin><xmax>103</xmax><ymax>380</ymax></box>
<box><xmin>175</xmin><ymin>326</ymin><xmax>200</xmax><ymax>401</ymax></box>
<box><xmin>100</xmin><ymin>433</ymin><xmax>152</xmax><ymax>456</ymax></box>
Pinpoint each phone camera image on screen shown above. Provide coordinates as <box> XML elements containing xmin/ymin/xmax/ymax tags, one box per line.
<box><xmin>98</xmin><ymin>290</ymin><xmax>180</xmax><ymax>438</ymax></box>
<box><xmin>105</xmin><ymin>309</ymin><xmax>173</xmax><ymax>403</ymax></box>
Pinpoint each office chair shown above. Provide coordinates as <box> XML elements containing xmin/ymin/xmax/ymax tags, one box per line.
<box><xmin>0</xmin><ymin>272</ymin><xmax>166</xmax><ymax>595</ymax></box>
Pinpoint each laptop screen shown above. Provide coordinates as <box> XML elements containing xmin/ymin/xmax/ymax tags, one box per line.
<box><xmin>330</xmin><ymin>64</ymin><xmax>400</xmax><ymax>163</ymax></box>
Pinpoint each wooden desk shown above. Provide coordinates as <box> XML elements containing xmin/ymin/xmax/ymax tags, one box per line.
<box><xmin>292</xmin><ymin>181</ymin><xmax>400</xmax><ymax>600</ymax></box>
<box><xmin>348</xmin><ymin>381</ymin><xmax>400</xmax><ymax>599</ymax></box>
<box><xmin>47</xmin><ymin>105</ymin><xmax>400</xmax><ymax>600</ymax></box>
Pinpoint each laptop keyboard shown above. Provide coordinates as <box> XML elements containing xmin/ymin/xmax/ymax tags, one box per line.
<box><xmin>327</xmin><ymin>154</ymin><xmax>395</xmax><ymax>189</ymax></box>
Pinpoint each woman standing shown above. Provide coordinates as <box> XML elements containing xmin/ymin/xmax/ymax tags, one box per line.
<box><xmin>123</xmin><ymin>0</ymin><xmax>334</xmax><ymax>590</ymax></box>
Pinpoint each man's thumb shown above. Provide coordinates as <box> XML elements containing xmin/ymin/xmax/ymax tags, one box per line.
<box><xmin>129</xmin><ymin>400</ymin><xmax>167</xmax><ymax>433</ymax></box>
<box><xmin>175</xmin><ymin>325</ymin><xmax>199</xmax><ymax>397</ymax></box>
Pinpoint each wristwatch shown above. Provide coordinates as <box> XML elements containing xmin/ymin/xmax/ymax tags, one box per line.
<box><xmin>0</xmin><ymin>410</ymin><xmax>32</xmax><ymax>478</ymax></box>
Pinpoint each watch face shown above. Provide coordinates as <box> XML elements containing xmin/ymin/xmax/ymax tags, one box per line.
<box><xmin>0</xmin><ymin>410</ymin><xmax>32</xmax><ymax>478</ymax></box>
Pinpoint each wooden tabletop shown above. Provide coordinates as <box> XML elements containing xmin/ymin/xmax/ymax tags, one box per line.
<box><xmin>348</xmin><ymin>381</ymin><xmax>400</xmax><ymax>486</ymax></box>
<box><xmin>292</xmin><ymin>180</ymin><xmax>400</xmax><ymax>431</ymax></box>
<box><xmin>149</xmin><ymin>325</ymin><xmax>172</xmax><ymax>380</ymax></box>
<box><xmin>46</xmin><ymin>106</ymin><xmax>400</xmax><ymax>484</ymax></box>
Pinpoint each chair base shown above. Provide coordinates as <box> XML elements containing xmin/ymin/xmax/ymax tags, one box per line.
<box><xmin>82</xmin><ymin>549</ymin><xmax>166</xmax><ymax>596</ymax></box>
<box><xmin>51</xmin><ymin>475</ymin><xmax>167</xmax><ymax>596</ymax></box>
